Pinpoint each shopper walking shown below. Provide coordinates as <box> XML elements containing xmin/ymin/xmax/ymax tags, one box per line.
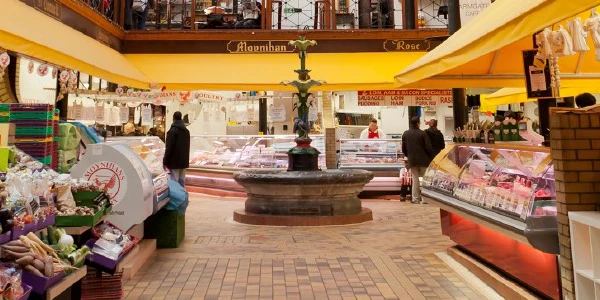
<box><xmin>402</xmin><ymin>117</ymin><xmax>433</xmax><ymax>204</ymax></box>
<box><xmin>360</xmin><ymin>119</ymin><xmax>385</xmax><ymax>139</ymax></box>
<box><xmin>164</xmin><ymin>111</ymin><xmax>191</xmax><ymax>187</ymax></box>
<box><xmin>425</xmin><ymin>119</ymin><xmax>445</xmax><ymax>157</ymax></box>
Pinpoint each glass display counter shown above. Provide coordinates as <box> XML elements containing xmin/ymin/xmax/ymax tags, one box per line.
<box><xmin>422</xmin><ymin>143</ymin><xmax>559</xmax><ymax>299</ymax></box>
<box><xmin>338</xmin><ymin>139</ymin><xmax>404</xmax><ymax>192</ymax></box>
<box><xmin>186</xmin><ymin>135</ymin><xmax>325</xmax><ymax>195</ymax></box>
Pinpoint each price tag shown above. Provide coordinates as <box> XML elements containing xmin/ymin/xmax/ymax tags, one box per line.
<box><xmin>95</xmin><ymin>105</ymin><xmax>105</xmax><ymax>123</ymax></box>
<box><xmin>28</xmin><ymin>198</ymin><xmax>41</xmax><ymax>216</ymax></box>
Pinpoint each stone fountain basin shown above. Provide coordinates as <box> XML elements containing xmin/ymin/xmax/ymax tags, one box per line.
<box><xmin>233</xmin><ymin>169</ymin><xmax>374</xmax><ymax>216</ymax></box>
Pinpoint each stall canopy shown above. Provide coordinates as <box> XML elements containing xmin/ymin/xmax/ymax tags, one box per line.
<box><xmin>483</xmin><ymin>85</ymin><xmax>600</xmax><ymax>106</ymax></box>
<box><xmin>125</xmin><ymin>52</ymin><xmax>426</xmax><ymax>92</ymax></box>
<box><xmin>393</xmin><ymin>0</ymin><xmax>600</xmax><ymax>89</ymax></box>
<box><xmin>0</xmin><ymin>0</ymin><xmax>150</xmax><ymax>89</ymax></box>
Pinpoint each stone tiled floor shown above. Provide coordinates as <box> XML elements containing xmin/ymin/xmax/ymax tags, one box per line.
<box><xmin>123</xmin><ymin>194</ymin><xmax>495</xmax><ymax>300</ymax></box>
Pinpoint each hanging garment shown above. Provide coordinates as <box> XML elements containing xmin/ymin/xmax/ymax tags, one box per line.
<box><xmin>141</xmin><ymin>104</ymin><xmax>153</xmax><ymax>126</ymax></box>
<box><xmin>119</xmin><ymin>105</ymin><xmax>130</xmax><ymax>124</ymax></box>
<box><xmin>567</xmin><ymin>17</ymin><xmax>590</xmax><ymax>52</ymax></box>
<box><xmin>535</xmin><ymin>28</ymin><xmax>554</xmax><ymax>59</ymax></box>
<box><xmin>584</xmin><ymin>9</ymin><xmax>600</xmax><ymax>60</ymax></box>
<box><xmin>95</xmin><ymin>104</ymin><xmax>105</xmax><ymax>124</ymax></box>
<box><xmin>72</xmin><ymin>100</ymin><xmax>83</xmax><ymax>120</ymax></box>
<box><xmin>110</xmin><ymin>105</ymin><xmax>121</xmax><ymax>126</ymax></box>
<box><xmin>134</xmin><ymin>105</ymin><xmax>141</xmax><ymax>125</ymax></box>
<box><xmin>551</xmin><ymin>25</ymin><xmax>575</xmax><ymax>57</ymax></box>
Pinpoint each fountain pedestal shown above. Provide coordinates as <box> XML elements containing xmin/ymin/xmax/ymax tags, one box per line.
<box><xmin>287</xmin><ymin>138</ymin><xmax>319</xmax><ymax>171</ymax></box>
<box><xmin>233</xmin><ymin>169</ymin><xmax>374</xmax><ymax>226</ymax></box>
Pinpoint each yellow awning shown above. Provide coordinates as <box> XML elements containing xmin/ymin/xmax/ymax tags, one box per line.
<box><xmin>394</xmin><ymin>0</ymin><xmax>600</xmax><ymax>89</ymax></box>
<box><xmin>125</xmin><ymin>52</ymin><xmax>426</xmax><ymax>91</ymax></box>
<box><xmin>0</xmin><ymin>0</ymin><xmax>149</xmax><ymax>89</ymax></box>
<box><xmin>483</xmin><ymin>84</ymin><xmax>600</xmax><ymax>107</ymax></box>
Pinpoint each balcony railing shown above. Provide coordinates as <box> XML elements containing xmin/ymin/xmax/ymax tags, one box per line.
<box><xmin>78</xmin><ymin>0</ymin><xmax>449</xmax><ymax>31</ymax></box>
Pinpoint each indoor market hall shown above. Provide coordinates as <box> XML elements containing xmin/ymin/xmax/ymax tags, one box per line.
<box><xmin>0</xmin><ymin>0</ymin><xmax>597</xmax><ymax>299</ymax></box>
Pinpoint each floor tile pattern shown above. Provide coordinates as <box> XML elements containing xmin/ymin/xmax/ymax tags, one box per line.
<box><xmin>123</xmin><ymin>195</ymin><xmax>491</xmax><ymax>299</ymax></box>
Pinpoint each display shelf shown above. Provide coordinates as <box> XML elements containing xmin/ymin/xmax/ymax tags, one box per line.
<box><xmin>45</xmin><ymin>266</ymin><xmax>87</xmax><ymax>300</ymax></box>
<box><xmin>570</xmin><ymin>211</ymin><xmax>600</xmax><ymax>299</ymax></box>
<box><xmin>189</xmin><ymin>135</ymin><xmax>326</xmax><ymax>170</ymax></box>
<box><xmin>338</xmin><ymin>139</ymin><xmax>403</xmax><ymax>169</ymax></box>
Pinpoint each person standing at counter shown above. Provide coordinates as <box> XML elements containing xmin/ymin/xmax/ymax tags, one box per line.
<box><xmin>402</xmin><ymin>117</ymin><xmax>433</xmax><ymax>204</ymax></box>
<box><xmin>360</xmin><ymin>119</ymin><xmax>385</xmax><ymax>139</ymax></box>
<box><xmin>163</xmin><ymin>111</ymin><xmax>191</xmax><ymax>187</ymax></box>
<box><xmin>425</xmin><ymin>119</ymin><xmax>445</xmax><ymax>157</ymax></box>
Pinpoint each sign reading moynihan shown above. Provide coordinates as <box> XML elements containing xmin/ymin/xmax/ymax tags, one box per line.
<box><xmin>227</xmin><ymin>41</ymin><xmax>296</xmax><ymax>53</ymax></box>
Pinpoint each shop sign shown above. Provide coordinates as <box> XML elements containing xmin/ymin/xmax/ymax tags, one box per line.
<box><xmin>82</xmin><ymin>161</ymin><xmax>127</xmax><ymax>203</ymax></box>
<box><xmin>459</xmin><ymin>0</ymin><xmax>491</xmax><ymax>26</ymax></box>
<box><xmin>269</xmin><ymin>104</ymin><xmax>287</xmax><ymax>122</ymax></box>
<box><xmin>522</xmin><ymin>50</ymin><xmax>554</xmax><ymax>99</ymax></box>
<box><xmin>383</xmin><ymin>40</ymin><xmax>432</xmax><ymax>52</ymax></box>
<box><xmin>357</xmin><ymin>90</ymin><xmax>452</xmax><ymax>106</ymax></box>
<box><xmin>193</xmin><ymin>91</ymin><xmax>225</xmax><ymax>102</ymax></box>
<box><xmin>227</xmin><ymin>41</ymin><xmax>295</xmax><ymax>54</ymax></box>
<box><xmin>33</xmin><ymin>0</ymin><xmax>61</xmax><ymax>19</ymax></box>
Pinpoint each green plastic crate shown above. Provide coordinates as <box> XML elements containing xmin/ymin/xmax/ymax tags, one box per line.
<box><xmin>0</xmin><ymin>104</ymin><xmax>10</xmax><ymax>111</ymax></box>
<box><xmin>144</xmin><ymin>209</ymin><xmax>185</xmax><ymax>248</ymax></box>
<box><xmin>73</xmin><ymin>191</ymin><xmax>106</xmax><ymax>207</ymax></box>
<box><xmin>9</xmin><ymin>111</ymin><xmax>53</xmax><ymax>120</ymax></box>
<box><xmin>35</xmin><ymin>156</ymin><xmax>52</xmax><ymax>165</ymax></box>
<box><xmin>55</xmin><ymin>208</ymin><xmax>104</xmax><ymax>227</ymax></box>
<box><xmin>15</xmin><ymin>126</ymin><xmax>53</xmax><ymax>136</ymax></box>
<box><xmin>0</xmin><ymin>116</ymin><xmax>9</xmax><ymax>123</ymax></box>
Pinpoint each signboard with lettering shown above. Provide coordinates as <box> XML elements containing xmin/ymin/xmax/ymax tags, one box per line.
<box><xmin>459</xmin><ymin>0</ymin><xmax>491</xmax><ymax>26</ymax></box>
<box><xmin>383</xmin><ymin>40</ymin><xmax>432</xmax><ymax>52</ymax></box>
<box><xmin>357</xmin><ymin>90</ymin><xmax>453</xmax><ymax>106</ymax></box>
<box><xmin>227</xmin><ymin>41</ymin><xmax>296</xmax><ymax>54</ymax></box>
<box><xmin>522</xmin><ymin>50</ymin><xmax>553</xmax><ymax>99</ymax></box>
<box><xmin>33</xmin><ymin>0</ymin><xmax>61</xmax><ymax>19</ymax></box>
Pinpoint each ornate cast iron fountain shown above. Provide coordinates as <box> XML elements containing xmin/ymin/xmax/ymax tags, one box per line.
<box><xmin>281</xmin><ymin>36</ymin><xmax>325</xmax><ymax>171</ymax></box>
<box><xmin>232</xmin><ymin>36</ymin><xmax>374</xmax><ymax>226</ymax></box>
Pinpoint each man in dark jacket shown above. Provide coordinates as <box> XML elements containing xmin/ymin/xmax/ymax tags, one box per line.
<box><xmin>163</xmin><ymin>111</ymin><xmax>191</xmax><ymax>187</ymax></box>
<box><xmin>425</xmin><ymin>119</ymin><xmax>445</xmax><ymax>157</ymax></box>
<box><xmin>402</xmin><ymin>117</ymin><xmax>434</xmax><ymax>204</ymax></box>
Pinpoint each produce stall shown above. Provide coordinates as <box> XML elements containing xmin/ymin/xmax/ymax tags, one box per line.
<box><xmin>0</xmin><ymin>147</ymin><xmax>100</xmax><ymax>299</ymax></box>
<box><xmin>186</xmin><ymin>135</ymin><xmax>326</xmax><ymax>195</ymax></box>
<box><xmin>421</xmin><ymin>143</ymin><xmax>559</xmax><ymax>299</ymax></box>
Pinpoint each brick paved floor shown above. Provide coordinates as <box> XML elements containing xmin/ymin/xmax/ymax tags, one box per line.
<box><xmin>123</xmin><ymin>194</ymin><xmax>496</xmax><ymax>300</ymax></box>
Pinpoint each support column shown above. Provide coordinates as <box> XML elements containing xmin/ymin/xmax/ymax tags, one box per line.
<box><xmin>258</xmin><ymin>98</ymin><xmax>267</xmax><ymax>134</ymax></box>
<box><xmin>448</xmin><ymin>0</ymin><xmax>467</xmax><ymax>130</ymax></box>
<box><xmin>358</xmin><ymin>0</ymin><xmax>371</xmax><ymax>28</ymax></box>
<box><xmin>550</xmin><ymin>109</ymin><xmax>600</xmax><ymax>300</ymax></box>
<box><xmin>403</xmin><ymin>0</ymin><xmax>416</xmax><ymax>29</ymax></box>
<box><xmin>538</xmin><ymin>98</ymin><xmax>556</xmax><ymax>147</ymax></box>
<box><xmin>408</xmin><ymin>106</ymin><xmax>419</xmax><ymax>127</ymax></box>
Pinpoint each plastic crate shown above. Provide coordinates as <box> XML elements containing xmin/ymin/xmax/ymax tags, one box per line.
<box><xmin>13</xmin><ymin>137</ymin><xmax>53</xmax><ymax>143</ymax></box>
<box><xmin>144</xmin><ymin>209</ymin><xmax>185</xmax><ymax>248</ymax></box>
<box><xmin>9</xmin><ymin>104</ymin><xmax>53</xmax><ymax>111</ymax></box>
<box><xmin>14</xmin><ymin>142</ymin><xmax>54</xmax><ymax>151</ymax></box>
<box><xmin>33</xmin><ymin>155</ymin><xmax>52</xmax><ymax>165</ymax></box>
<box><xmin>10</xmin><ymin>119</ymin><xmax>52</xmax><ymax>126</ymax></box>
<box><xmin>15</xmin><ymin>126</ymin><xmax>53</xmax><ymax>136</ymax></box>
<box><xmin>10</xmin><ymin>111</ymin><xmax>54</xmax><ymax>120</ymax></box>
<box><xmin>0</xmin><ymin>104</ymin><xmax>10</xmax><ymax>112</ymax></box>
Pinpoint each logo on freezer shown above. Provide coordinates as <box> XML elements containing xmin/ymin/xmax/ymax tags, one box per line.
<box><xmin>83</xmin><ymin>161</ymin><xmax>127</xmax><ymax>203</ymax></box>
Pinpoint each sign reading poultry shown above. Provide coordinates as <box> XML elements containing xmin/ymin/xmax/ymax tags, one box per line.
<box><xmin>357</xmin><ymin>90</ymin><xmax>452</xmax><ymax>106</ymax></box>
<box><xmin>82</xmin><ymin>161</ymin><xmax>127</xmax><ymax>203</ymax></box>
